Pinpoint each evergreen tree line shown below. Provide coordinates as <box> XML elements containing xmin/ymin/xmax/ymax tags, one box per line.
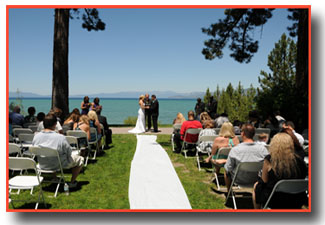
<box><xmin>203</xmin><ymin>33</ymin><xmax>307</xmax><ymax>132</ymax></box>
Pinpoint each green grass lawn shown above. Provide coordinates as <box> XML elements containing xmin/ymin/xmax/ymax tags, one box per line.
<box><xmin>9</xmin><ymin>134</ymin><xmax>227</xmax><ymax>210</ymax></box>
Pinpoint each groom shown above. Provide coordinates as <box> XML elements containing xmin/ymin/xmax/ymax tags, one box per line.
<box><xmin>150</xmin><ymin>94</ymin><xmax>159</xmax><ymax>133</ymax></box>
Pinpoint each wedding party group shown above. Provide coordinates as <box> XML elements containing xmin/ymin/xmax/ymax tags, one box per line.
<box><xmin>128</xmin><ymin>94</ymin><xmax>159</xmax><ymax>134</ymax></box>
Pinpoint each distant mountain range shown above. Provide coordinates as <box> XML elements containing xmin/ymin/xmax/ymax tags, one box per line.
<box><xmin>9</xmin><ymin>91</ymin><xmax>205</xmax><ymax>99</ymax></box>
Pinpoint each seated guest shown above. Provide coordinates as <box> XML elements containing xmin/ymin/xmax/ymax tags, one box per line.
<box><xmin>248</xmin><ymin>110</ymin><xmax>261</xmax><ymax>128</ymax></box>
<box><xmin>71</xmin><ymin>108</ymin><xmax>81</xmax><ymax>116</ymax></box>
<box><xmin>200</xmin><ymin>112</ymin><xmax>216</xmax><ymax>128</ymax></box>
<box><xmin>81</xmin><ymin>96</ymin><xmax>91</xmax><ymax>115</ymax></box>
<box><xmin>282</xmin><ymin>121</ymin><xmax>304</xmax><ymax>147</ymax></box>
<box><xmin>233</xmin><ymin>120</ymin><xmax>242</xmax><ymax>135</ymax></box>
<box><xmin>91</xmin><ymin>97</ymin><xmax>102</xmax><ymax>112</ymax></box>
<box><xmin>37</xmin><ymin>112</ymin><xmax>63</xmax><ymax>134</ymax></box>
<box><xmin>87</xmin><ymin>111</ymin><xmax>102</xmax><ymax>145</ymax></box>
<box><xmin>24</xmin><ymin>106</ymin><xmax>36</xmax><ymax>124</ymax></box>
<box><xmin>96</xmin><ymin>107</ymin><xmax>112</xmax><ymax>149</ymax></box>
<box><xmin>173</xmin><ymin>112</ymin><xmax>186</xmax><ymax>125</ymax></box>
<box><xmin>53</xmin><ymin>107</ymin><xmax>63</xmax><ymax>124</ymax></box>
<box><xmin>173</xmin><ymin>110</ymin><xmax>202</xmax><ymax>153</ymax></box>
<box><xmin>223</xmin><ymin>124</ymin><xmax>269</xmax><ymax>192</ymax></box>
<box><xmin>63</xmin><ymin>112</ymin><xmax>80</xmax><ymax>134</ymax></box>
<box><xmin>281</xmin><ymin>128</ymin><xmax>305</xmax><ymax>160</ymax></box>
<box><xmin>73</xmin><ymin>115</ymin><xmax>91</xmax><ymax>140</ymax></box>
<box><xmin>253</xmin><ymin>133</ymin><xmax>307</xmax><ymax>209</ymax></box>
<box><xmin>256</xmin><ymin>133</ymin><xmax>269</xmax><ymax>146</ymax></box>
<box><xmin>9</xmin><ymin>106</ymin><xmax>24</xmax><ymax>126</ymax></box>
<box><xmin>36</xmin><ymin>112</ymin><xmax>46</xmax><ymax>127</ymax></box>
<box><xmin>215</xmin><ymin>112</ymin><xmax>229</xmax><ymax>128</ymax></box>
<box><xmin>198</xmin><ymin>121</ymin><xmax>217</xmax><ymax>154</ymax></box>
<box><xmin>32</xmin><ymin>113</ymin><xmax>84</xmax><ymax>188</ymax></box>
<box><xmin>206</xmin><ymin>122</ymin><xmax>240</xmax><ymax>175</ymax></box>
<box><xmin>263</xmin><ymin>115</ymin><xmax>279</xmax><ymax>139</ymax></box>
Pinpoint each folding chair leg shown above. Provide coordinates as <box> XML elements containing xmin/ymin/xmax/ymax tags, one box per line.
<box><xmin>197</xmin><ymin>156</ymin><xmax>201</xmax><ymax>171</ymax></box>
<box><xmin>232</xmin><ymin>193</ymin><xmax>237</xmax><ymax>209</ymax></box>
<box><xmin>171</xmin><ymin>134</ymin><xmax>175</xmax><ymax>151</ymax></box>
<box><xmin>92</xmin><ymin>144</ymin><xmax>98</xmax><ymax>160</ymax></box>
<box><xmin>54</xmin><ymin>182</ymin><xmax>61</xmax><ymax>198</ymax></box>
<box><xmin>215</xmin><ymin>172</ymin><xmax>220</xmax><ymax>190</ymax></box>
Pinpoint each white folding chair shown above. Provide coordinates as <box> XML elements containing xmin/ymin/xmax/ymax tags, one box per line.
<box><xmin>29</xmin><ymin>146</ymin><xmax>66</xmax><ymax>198</ymax></box>
<box><xmin>18</xmin><ymin>133</ymin><xmax>35</xmax><ymax>158</ymax></box>
<box><xmin>66</xmin><ymin>130</ymin><xmax>90</xmax><ymax>166</ymax></box>
<box><xmin>181</xmin><ymin>128</ymin><xmax>201</xmax><ymax>158</ymax></box>
<box><xmin>263</xmin><ymin>179</ymin><xmax>309</xmax><ymax>209</ymax></box>
<box><xmin>89</xmin><ymin>127</ymin><xmax>100</xmax><ymax>160</ymax></box>
<box><xmin>214</xmin><ymin>128</ymin><xmax>221</xmax><ymax>135</ymax></box>
<box><xmin>225</xmin><ymin>161</ymin><xmax>264</xmax><ymax>209</ymax></box>
<box><xmin>171</xmin><ymin>123</ymin><xmax>182</xmax><ymax>151</ymax></box>
<box><xmin>213</xmin><ymin>147</ymin><xmax>232</xmax><ymax>190</ymax></box>
<box><xmin>9</xmin><ymin>157</ymin><xmax>46</xmax><ymax>209</ymax></box>
<box><xmin>196</xmin><ymin>135</ymin><xmax>217</xmax><ymax>171</ymax></box>
<box><xmin>99</xmin><ymin>123</ymin><xmax>106</xmax><ymax>150</ymax></box>
<box><xmin>9</xmin><ymin>143</ymin><xmax>22</xmax><ymax>157</ymax></box>
<box><xmin>9</xmin><ymin>143</ymin><xmax>24</xmax><ymax>180</ymax></box>
<box><xmin>13</xmin><ymin>128</ymin><xmax>33</xmax><ymax>143</ymax></box>
<box><xmin>66</xmin><ymin>136</ymin><xmax>80</xmax><ymax>153</ymax></box>
<box><xmin>28</xmin><ymin>125</ymin><xmax>38</xmax><ymax>133</ymax></box>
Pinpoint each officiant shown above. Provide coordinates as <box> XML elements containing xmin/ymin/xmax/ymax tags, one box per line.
<box><xmin>144</xmin><ymin>93</ymin><xmax>152</xmax><ymax>132</ymax></box>
<box><xmin>151</xmin><ymin>94</ymin><xmax>159</xmax><ymax>133</ymax></box>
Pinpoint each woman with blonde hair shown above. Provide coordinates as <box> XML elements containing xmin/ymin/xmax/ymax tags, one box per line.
<box><xmin>253</xmin><ymin>133</ymin><xmax>307</xmax><ymax>209</ymax></box>
<box><xmin>173</xmin><ymin>112</ymin><xmax>186</xmax><ymax>125</ymax></box>
<box><xmin>88</xmin><ymin>110</ymin><xmax>102</xmax><ymax>143</ymax></box>
<box><xmin>128</xmin><ymin>95</ymin><xmax>148</xmax><ymax>134</ymax></box>
<box><xmin>205</xmin><ymin>122</ymin><xmax>240</xmax><ymax>171</ymax></box>
<box><xmin>73</xmin><ymin>115</ymin><xmax>91</xmax><ymax>140</ymax></box>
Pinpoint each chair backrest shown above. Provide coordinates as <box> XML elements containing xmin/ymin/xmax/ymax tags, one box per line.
<box><xmin>89</xmin><ymin>127</ymin><xmax>98</xmax><ymax>142</ymax></box>
<box><xmin>214</xmin><ymin>128</ymin><xmax>220</xmax><ymax>135</ymax></box>
<box><xmin>29</xmin><ymin>146</ymin><xmax>64</xmax><ymax>174</ymax></box>
<box><xmin>18</xmin><ymin>133</ymin><xmax>34</xmax><ymax>143</ymax></box>
<box><xmin>28</xmin><ymin>125</ymin><xmax>38</xmax><ymax>133</ymax></box>
<box><xmin>13</xmin><ymin>128</ymin><xmax>33</xmax><ymax>137</ymax></box>
<box><xmin>198</xmin><ymin>135</ymin><xmax>218</xmax><ymax>143</ymax></box>
<box><xmin>173</xmin><ymin>123</ymin><xmax>182</xmax><ymax>131</ymax></box>
<box><xmin>12</xmin><ymin>125</ymin><xmax>22</xmax><ymax>130</ymax></box>
<box><xmin>29</xmin><ymin>146</ymin><xmax>59</xmax><ymax>157</ymax></box>
<box><xmin>184</xmin><ymin>128</ymin><xmax>201</xmax><ymax>144</ymax></box>
<box><xmin>66</xmin><ymin>130</ymin><xmax>88</xmax><ymax>139</ymax></box>
<box><xmin>66</xmin><ymin>136</ymin><xmax>79</xmax><ymax>150</ymax></box>
<box><xmin>9</xmin><ymin>157</ymin><xmax>37</xmax><ymax>171</ymax></box>
<box><xmin>232</xmin><ymin>161</ymin><xmax>264</xmax><ymax>186</ymax></box>
<box><xmin>9</xmin><ymin>143</ymin><xmax>22</xmax><ymax>155</ymax></box>
<box><xmin>263</xmin><ymin>179</ymin><xmax>309</xmax><ymax>209</ymax></box>
<box><xmin>216</xmin><ymin>147</ymin><xmax>231</xmax><ymax>158</ymax></box>
<box><xmin>23</xmin><ymin>122</ymin><xmax>37</xmax><ymax>128</ymax></box>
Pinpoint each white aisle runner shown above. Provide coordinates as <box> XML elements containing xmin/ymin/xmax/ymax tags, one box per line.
<box><xmin>129</xmin><ymin>135</ymin><xmax>192</xmax><ymax>209</ymax></box>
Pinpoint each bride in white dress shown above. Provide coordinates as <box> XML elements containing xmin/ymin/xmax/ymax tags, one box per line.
<box><xmin>128</xmin><ymin>95</ymin><xmax>148</xmax><ymax>134</ymax></box>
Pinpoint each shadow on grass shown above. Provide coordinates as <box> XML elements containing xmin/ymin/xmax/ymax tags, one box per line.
<box><xmin>11</xmin><ymin>202</ymin><xmax>52</xmax><ymax>210</ymax></box>
<box><xmin>211</xmin><ymin>187</ymin><xmax>254</xmax><ymax>209</ymax></box>
<box><xmin>42</xmin><ymin>181</ymin><xmax>90</xmax><ymax>195</ymax></box>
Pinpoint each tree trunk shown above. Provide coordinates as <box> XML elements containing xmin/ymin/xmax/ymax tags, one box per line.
<box><xmin>295</xmin><ymin>9</ymin><xmax>309</xmax><ymax>132</ymax></box>
<box><xmin>52</xmin><ymin>9</ymin><xmax>70</xmax><ymax>121</ymax></box>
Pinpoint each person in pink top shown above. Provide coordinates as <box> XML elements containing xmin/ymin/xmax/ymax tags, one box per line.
<box><xmin>173</xmin><ymin>110</ymin><xmax>202</xmax><ymax>153</ymax></box>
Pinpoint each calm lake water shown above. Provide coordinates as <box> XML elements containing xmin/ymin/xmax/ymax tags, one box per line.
<box><xmin>9</xmin><ymin>98</ymin><xmax>196</xmax><ymax>125</ymax></box>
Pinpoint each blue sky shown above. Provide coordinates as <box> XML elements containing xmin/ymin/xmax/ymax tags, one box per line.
<box><xmin>9</xmin><ymin>7</ymin><xmax>295</xmax><ymax>95</ymax></box>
